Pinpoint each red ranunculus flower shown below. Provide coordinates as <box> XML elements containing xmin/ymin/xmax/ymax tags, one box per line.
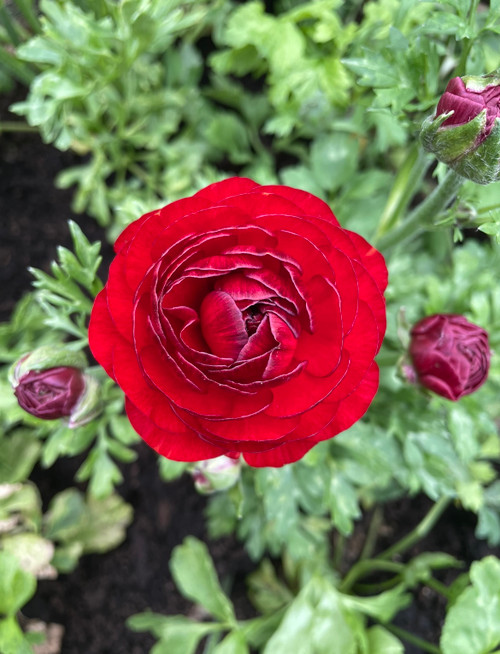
<box><xmin>409</xmin><ymin>314</ymin><xmax>490</xmax><ymax>401</ymax></box>
<box><xmin>89</xmin><ymin>178</ymin><xmax>387</xmax><ymax>466</ymax></box>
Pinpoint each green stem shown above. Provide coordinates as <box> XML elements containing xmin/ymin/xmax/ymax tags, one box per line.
<box><xmin>376</xmin><ymin>170</ymin><xmax>464</xmax><ymax>254</ymax></box>
<box><xmin>385</xmin><ymin>624</ymin><xmax>441</xmax><ymax>654</ymax></box>
<box><xmin>359</xmin><ymin>506</ymin><xmax>384</xmax><ymax>561</ymax></box>
<box><xmin>425</xmin><ymin>576</ymin><xmax>453</xmax><ymax>600</ymax></box>
<box><xmin>378</xmin><ymin>497</ymin><xmax>451</xmax><ymax>561</ymax></box>
<box><xmin>339</xmin><ymin>560</ymin><xmax>403</xmax><ymax>594</ymax></box>
<box><xmin>340</xmin><ymin>498</ymin><xmax>451</xmax><ymax>593</ymax></box>
<box><xmin>332</xmin><ymin>533</ymin><xmax>346</xmax><ymax>571</ymax></box>
<box><xmin>375</xmin><ymin>144</ymin><xmax>432</xmax><ymax>240</ymax></box>
<box><xmin>0</xmin><ymin>121</ymin><xmax>38</xmax><ymax>133</ymax></box>
<box><xmin>354</xmin><ymin>576</ymin><xmax>401</xmax><ymax>593</ymax></box>
<box><xmin>454</xmin><ymin>0</ymin><xmax>479</xmax><ymax>77</ymax></box>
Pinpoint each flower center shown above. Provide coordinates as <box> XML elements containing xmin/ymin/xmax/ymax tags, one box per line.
<box><xmin>243</xmin><ymin>304</ymin><xmax>265</xmax><ymax>336</ymax></box>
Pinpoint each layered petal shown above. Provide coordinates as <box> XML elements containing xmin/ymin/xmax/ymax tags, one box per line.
<box><xmin>89</xmin><ymin>178</ymin><xmax>388</xmax><ymax>467</ymax></box>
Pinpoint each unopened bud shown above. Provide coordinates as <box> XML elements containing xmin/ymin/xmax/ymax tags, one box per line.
<box><xmin>10</xmin><ymin>347</ymin><xmax>100</xmax><ymax>426</ymax></box>
<box><xmin>190</xmin><ymin>456</ymin><xmax>241</xmax><ymax>494</ymax></box>
<box><xmin>421</xmin><ymin>72</ymin><xmax>500</xmax><ymax>184</ymax></box>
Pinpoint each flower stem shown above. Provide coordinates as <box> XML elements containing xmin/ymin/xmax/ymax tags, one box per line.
<box><xmin>359</xmin><ymin>506</ymin><xmax>384</xmax><ymax>561</ymax></box>
<box><xmin>375</xmin><ymin>144</ymin><xmax>432</xmax><ymax>240</ymax></box>
<box><xmin>376</xmin><ymin>169</ymin><xmax>464</xmax><ymax>254</ymax></box>
<box><xmin>0</xmin><ymin>121</ymin><xmax>39</xmax><ymax>133</ymax></box>
<box><xmin>339</xmin><ymin>497</ymin><xmax>451</xmax><ymax>593</ymax></box>
<box><xmin>384</xmin><ymin>624</ymin><xmax>441</xmax><ymax>654</ymax></box>
<box><xmin>377</xmin><ymin>497</ymin><xmax>451</xmax><ymax>561</ymax></box>
<box><xmin>339</xmin><ymin>560</ymin><xmax>403</xmax><ymax>593</ymax></box>
<box><xmin>425</xmin><ymin>576</ymin><xmax>453</xmax><ymax>600</ymax></box>
<box><xmin>333</xmin><ymin>532</ymin><xmax>346</xmax><ymax>571</ymax></box>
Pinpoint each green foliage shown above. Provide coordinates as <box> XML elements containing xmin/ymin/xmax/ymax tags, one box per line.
<box><xmin>128</xmin><ymin>537</ymin><xmax>412</xmax><ymax>653</ymax></box>
<box><xmin>170</xmin><ymin>537</ymin><xmax>236</xmax><ymax>624</ymax></box>
<box><xmin>0</xmin><ymin>0</ymin><xmax>38</xmax><ymax>91</ymax></box>
<box><xmin>11</xmin><ymin>0</ymin><xmax>232</xmax><ymax>235</ymax></box>
<box><xmin>44</xmin><ymin>488</ymin><xmax>133</xmax><ymax>572</ymax></box>
<box><xmin>0</xmin><ymin>552</ymin><xmax>36</xmax><ymax>654</ymax></box>
<box><xmin>0</xmin><ymin>220</ymin><xmax>139</xmax><ymax>497</ymax></box>
<box><xmin>441</xmin><ymin>556</ymin><xmax>500</xmax><ymax>654</ymax></box>
<box><xmin>28</xmin><ymin>220</ymin><xmax>102</xmax><ymax>347</ymax></box>
<box><xmin>3</xmin><ymin>0</ymin><xmax>500</xmax><ymax>651</ymax></box>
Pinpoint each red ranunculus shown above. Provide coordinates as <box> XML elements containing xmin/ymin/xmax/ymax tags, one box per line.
<box><xmin>89</xmin><ymin>178</ymin><xmax>387</xmax><ymax>466</ymax></box>
<box><xmin>409</xmin><ymin>314</ymin><xmax>490</xmax><ymax>401</ymax></box>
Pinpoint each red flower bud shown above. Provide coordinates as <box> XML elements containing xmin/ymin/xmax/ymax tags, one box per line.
<box><xmin>409</xmin><ymin>314</ymin><xmax>490</xmax><ymax>401</ymax></box>
<box><xmin>436</xmin><ymin>76</ymin><xmax>500</xmax><ymax>143</ymax></box>
<box><xmin>14</xmin><ymin>367</ymin><xmax>85</xmax><ymax>420</ymax></box>
<box><xmin>421</xmin><ymin>72</ymin><xmax>500</xmax><ymax>184</ymax></box>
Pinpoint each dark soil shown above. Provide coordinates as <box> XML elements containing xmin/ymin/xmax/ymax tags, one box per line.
<box><xmin>2</xmin><ymin>89</ymin><xmax>498</xmax><ymax>654</ymax></box>
<box><xmin>26</xmin><ymin>447</ymin><xmax>256</xmax><ymax>654</ymax></box>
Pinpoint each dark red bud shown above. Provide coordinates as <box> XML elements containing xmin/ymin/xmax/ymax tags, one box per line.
<box><xmin>14</xmin><ymin>367</ymin><xmax>85</xmax><ymax>420</ymax></box>
<box><xmin>436</xmin><ymin>76</ymin><xmax>500</xmax><ymax>142</ymax></box>
<box><xmin>409</xmin><ymin>314</ymin><xmax>490</xmax><ymax>401</ymax></box>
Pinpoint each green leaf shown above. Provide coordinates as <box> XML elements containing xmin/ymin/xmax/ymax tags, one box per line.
<box><xmin>328</xmin><ymin>471</ymin><xmax>361</xmax><ymax>536</ymax></box>
<box><xmin>0</xmin><ymin>431</ymin><xmax>41</xmax><ymax>483</ymax></box>
<box><xmin>342</xmin><ymin>585</ymin><xmax>411</xmax><ymax>623</ymax></box>
<box><xmin>2</xmin><ymin>534</ymin><xmax>54</xmax><ymax>577</ymax></box>
<box><xmin>310</xmin><ymin>133</ymin><xmax>359</xmax><ymax>192</ymax></box>
<box><xmin>87</xmin><ymin>449</ymin><xmax>124</xmax><ymax>498</ymax></box>
<box><xmin>44</xmin><ymin>489</ymin><xmax>132</xmax><ymax>571</ymax></box>
<box><xmin>441</xmin><ymin>556</ymin><xmax>500</xmax><ymax>654</ymax></box>
<box><xmin>402</xmin><ymin>552</ymin><xmax>462</xmax><ymax>588</ymax></box>
<box><xmin>366</xmin><ymin>626</ymin><xmax>404</xmax><ymax>654</ymax></box>
<box><xmin>127</xmin><ymin>613</ymin><xmax>220</xmax><ymax>654</ymax></box>
<box><xmin>0</xmin><ymin>551</ymin><xmax>36</xmax><ymax>616</ymax></box>
<box><xmin>158</xmin><ymin>458</ymin><xmax>187</xmax><ymax>482</ymax></box>
<box><xmin>43</xmin><ymin>488</ymin><xmax>86</xmax><ymax>542</ymax></box>
<box><xmin>263</xmin><ymin>578</ymin><xmax>361</xmax><ymax>654</ymax></box>
<box><xmin>213</xmin><ymin>630</ymin><xmax>249</xmax><ymax>654</ymax></box>
<box><xmin>170</xmin><ymin>537</ymin><xmax>235</xmax><ymax>624</ymax></box>
<box><xmin>0</xmin><ymin>616</ymin><xmax>34</xmax><ymax>654</ymax></box>
<box><xmin>247</xmin><ymin>560</ymin><xmax>294</xmax><ymax>615</ymax></box>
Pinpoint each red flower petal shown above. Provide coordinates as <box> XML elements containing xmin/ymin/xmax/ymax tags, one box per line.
<box><xmin>89</xmin><ymin>178</ymin><xmax>388</xmax><ymax>467</ymax></box>
<box><xmin>126</xmin><ymin>398</ymin><xmax>227</xmax><ymax>461</ymax></box>
<box><xmin>260</xmin><ymin>184</ymin><xmax>340</xmax><ymax>226</ymax></box>
<box><xmin>200</xmin><ymin>291</ymin><xmax>248</xmax><ymax>359</ymax></box>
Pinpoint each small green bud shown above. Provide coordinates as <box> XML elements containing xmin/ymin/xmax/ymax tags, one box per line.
<box><xmin>190</xmin><ymin>456</ymin><xmax>241</xmax><ymax>494</ymax></box>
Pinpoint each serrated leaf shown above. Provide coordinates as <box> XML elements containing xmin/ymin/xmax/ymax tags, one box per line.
<box><xmin>87</xmin><ymin>449</ymin><xmax>123</xmax><ymax>498</ymax></box>
<box><xmin>328</xmin><ymin>471</ymin><xmax>361</xmax><ymax>536</ymax></box>
<box><xmin>170</xmin><ymin>537</ymin><xmax>235</xmax><ymax>624</ymax></box>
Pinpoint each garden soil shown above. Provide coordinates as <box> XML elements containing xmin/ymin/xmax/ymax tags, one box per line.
<box><xmin>1</xmin><ymin>93</ymin><xmax>497</xmax><ymax>654</ymax></box>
